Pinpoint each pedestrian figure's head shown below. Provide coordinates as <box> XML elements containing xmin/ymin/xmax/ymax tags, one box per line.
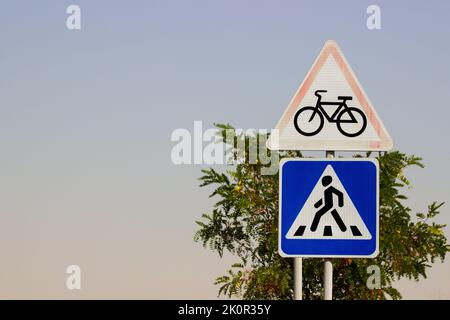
<box><xmin>322</xmin><ymin>175</ymin><xmax>332</xmax><ymax>186</ymax></box>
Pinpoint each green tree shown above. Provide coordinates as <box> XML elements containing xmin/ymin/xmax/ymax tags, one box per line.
<box><xmin>194</xmin><ymin>125</ymin><xmax>449</xmax><ymax>299</ymax></box>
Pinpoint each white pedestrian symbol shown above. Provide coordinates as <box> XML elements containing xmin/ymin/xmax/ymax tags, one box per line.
<box><xmin>286</xmin><ymin>165</ymin><xmax>371</xmax><ymax>240</ymax></box>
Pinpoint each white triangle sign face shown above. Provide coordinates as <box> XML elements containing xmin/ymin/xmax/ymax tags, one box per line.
<box><xmin>286</xmin><ymin>164</ymin><xmax>371</xmax><ymax>240</ymax></box>
<box><xmin>267</xmin><ymin>40</ymin><xmax>393</xmax><ymax>151</ymax></box>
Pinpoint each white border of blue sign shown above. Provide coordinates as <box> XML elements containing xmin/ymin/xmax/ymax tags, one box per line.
<box><xmin>279</xmin><ymin>158</ymin><xmax>379</xmax><ymax>258</ymax></box>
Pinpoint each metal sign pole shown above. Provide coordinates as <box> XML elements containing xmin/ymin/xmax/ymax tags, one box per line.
<box><xmin>294</xmin><ymin>258</ymin><xmax>302</xmax><ymax>300</ymax></box>
<box><xmin>324</xmin><ymin>150</ymin><xmax>335</xmax><ymax>300</ymax></box>
<box><xmin>324</xmin><ymin>259</ymin><xmax>333</xmax><ymax>300</ymax></box>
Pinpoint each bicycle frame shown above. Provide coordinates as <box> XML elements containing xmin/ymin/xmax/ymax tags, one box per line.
<box><xmin>309</xmin><ymin>97</ymin><xmax>357</xmax><ymax>123</ymax></box>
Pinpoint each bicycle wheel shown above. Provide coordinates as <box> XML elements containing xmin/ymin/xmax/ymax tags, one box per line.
<box><xmin>336</xmin><ymin>107</ymin><xmax>367</xmax><ymax>137</ymax></box>
<box><xmin>294</xmin><ymin>106</ymin><xmax>324</xmax><ymax>136</ymax></box>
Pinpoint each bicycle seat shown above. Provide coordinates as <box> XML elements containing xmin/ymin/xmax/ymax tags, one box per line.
<box><xmin>337</xmin><ymin>96</ymin><xmax>353</xmax><ymax>100</ymax></box>
<box><xmin>314</xmin><ymin>90</ymin><xmax>327</xmax><ymax>97</ymax></box>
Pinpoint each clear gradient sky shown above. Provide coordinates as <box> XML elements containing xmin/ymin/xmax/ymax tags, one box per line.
<box><xmin>0</xmin><ymin>0</ymin><xmax>449</xmax><ymax>299</ymax></box>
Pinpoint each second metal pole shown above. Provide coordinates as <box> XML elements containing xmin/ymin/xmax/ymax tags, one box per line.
<box><xmin>324</xmin><ymin>150</ymin><xmax>335</xmax><ymax>300</ymax></box>
<box><xmin>294</xmin><ymin>257</ymin><xmax>302</xmax><ymax>300</ymax></box>
<box><xmin>324</xmin><ymin>259</ymin><xmax>333</xmax><ymax>300</ymax></box>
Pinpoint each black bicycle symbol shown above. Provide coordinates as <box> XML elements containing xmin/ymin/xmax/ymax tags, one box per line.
<box><xmin>294</xmin><ymin>90</ymin><xmax>367</xmax><ymax>137</ymax></box>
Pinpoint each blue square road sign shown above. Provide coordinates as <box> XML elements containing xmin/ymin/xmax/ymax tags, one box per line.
<box><xmin>279</xmin><ymin>158</ymin><xmax>379</xmax><ymax>258</ymax></box>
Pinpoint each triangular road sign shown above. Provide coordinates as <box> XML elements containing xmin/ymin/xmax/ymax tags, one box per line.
<box><xmin>286</xmin><ymin>164</ymin><xmax>371</xmax><ymax>240</ymax></box>
<box><xmin>267</xmin><ymin>40</ymin><xmax>393</xmax><ymax>151</ymax></box>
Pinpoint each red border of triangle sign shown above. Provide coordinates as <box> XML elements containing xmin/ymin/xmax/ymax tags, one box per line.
<box><xmin>267</xmin><ymin>40</ymin><xmax>393</xmax><ymax>151</ymax></box>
